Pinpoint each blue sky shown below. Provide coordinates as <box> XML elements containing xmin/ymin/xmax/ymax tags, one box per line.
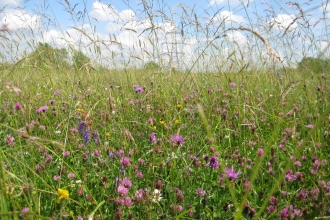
<box><xmin>0</xmin><ymin>0</ymin><xmax>329</xmax><ymax>68</ymax></box>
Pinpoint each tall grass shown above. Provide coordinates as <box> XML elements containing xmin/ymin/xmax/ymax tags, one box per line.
<box><xmin>0</xmin><ymin>0</ymin><xmax>329</xmax><ymax>219</ymax></box>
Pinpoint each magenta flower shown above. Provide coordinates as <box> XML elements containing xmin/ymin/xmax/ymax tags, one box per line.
<box><xmin>197</xmin><ymin>188</ymin><xmax>206</xmax><ymax>196</ymax></box>
<box><xmin>230</xmin><ymin>82</ymin><xmax>236</xmax><ymax>87</ymax></box>
<box><xmin>124</xmin><ymin>196</ymin><xmax>133</xmax><ymax>207</ymax></box>
<box><xmin>21</xmin><ymin>207</ymin><xmax>29</xmax><ymax>218</ymax></box>
<box><xmin>150</xmin><ymin>132</ymin><xmax>156</xmax><ymax>143</ymax></box>
<box><xmin>225</xmin><ymin>166</ymin><xmax>242</xmax><ymax>179</ymax></box>
<box><xmin>54</xmin><ymin>90</ymin><xmax>61</xmax><ymax>95</ymax></box>
<box><xmin>36</xmin><ymin>106</ymin><xmax>48</xmax><ymax>114</ymax></box>
<box><xmin>133</xmin><ymin>84</ymin><xmax>144</xmax><ymax>93</ymax></box>
<box><xmin>14</xmin><ymin>102</ymin><xmax>22</xmax><ymax>110</ymax></box>
<box><xmin>170</xmin><ymin>135</ymin><xmax>185</xmax><ymax>146</ymax></box>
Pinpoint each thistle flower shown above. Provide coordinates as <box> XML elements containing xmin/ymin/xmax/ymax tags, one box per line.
<box><xmin>225</xmin><ymin>166</ymin><xmax>242</xmax><ymax>179</ymax></box>
<box><xmin>57</xmin><ymin>188</ymin><xmax>69</xmax><ymax>203</ymax></box>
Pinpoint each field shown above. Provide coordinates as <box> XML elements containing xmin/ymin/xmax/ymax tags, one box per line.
<box><xmin>0</xmin><ymin>0</ymin><xmax>330</xmax><ymax>219</ymax></box>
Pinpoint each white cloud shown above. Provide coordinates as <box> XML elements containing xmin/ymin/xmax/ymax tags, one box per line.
<box><xmin>226</xmin><ymin>30</ymin><xmax>247</xmax><ymax>44</ymax></box>
<box><xmin>210</xmin><ymin>11</ymin><xmax>245</xmax><ymax>24</ymax></box>
<box><xmin>89</xmin><ymin>1</ymin><xmax>135</xmax><ymax>22</ymax></box>
<box><xmin>0</xmin><ymin>0</ymin><xmax>19</xmax><ymax>6</ymax></box>
<box><xmin>0</xmin><ymin>8</ymin><xmax>40</xmax><ymax>30</ymax></box>
<box><xmin>269</xmin><ymin>14</ymin><xmax>297</xmax><ymax>31</ymax></box>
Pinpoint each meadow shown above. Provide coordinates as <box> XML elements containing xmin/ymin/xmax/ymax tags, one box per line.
<box><xmin>0</xmin><ymin>0</ymin><xmax>330</xmax><ymax>219</ymax></box>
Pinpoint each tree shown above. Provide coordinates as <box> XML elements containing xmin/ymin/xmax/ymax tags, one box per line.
<box><xmin>144</xmin><ymin>61</ymin><xmax>160</xmax><ymax>70</ymax></box>
<box><xmin>298</xmin><ymin>57</ymin><xmax>330</xmax><ymax>74</ymax></box>
<box><xmin>27</xmin><ymin>43</ymin><xmax>69</xmax><ymax>69</ymax></box>
<box><xmin>72</xmin><ymin>50</ymin><xmax>91</xmax><ymax>71</ymax></box>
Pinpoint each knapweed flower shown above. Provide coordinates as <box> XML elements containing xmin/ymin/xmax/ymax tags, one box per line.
<box><xmin>133</xmin><ymin>84</ymin><xmax>144</xmax><ymax>93</ymax></box>
<box><xmin>206</xmin><ymin>156</ymin><xmax>219</xmax><ymax>169</ymax></box>
<box><xmin>57</xmin><ymin>188</ymin><xmax>69</xmax><ymax>203</ymax></box>
<box><xmin>36</xmin><ymin>106</ymin><xmax>48</xmax><ymax>114</ymax></box>
<box><xmin>152</xmin><ymin>189</ymin><xmax>162</xmax><ymax>202</ymax></box>
<box><xmin>170</xmin><ymin>134</ymin><xmax>185</xmax><ymax>146</ymax></box>
<box><xmin>225</xmin><ymin>166</ymin><xmax>242</xmax><ymax>179</ymax></box>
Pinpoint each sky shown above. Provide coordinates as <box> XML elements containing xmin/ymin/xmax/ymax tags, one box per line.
<box><xmin>0</xmin><ymin>0</ymin><xmax>329</xmax><ymax>69</ymax></box>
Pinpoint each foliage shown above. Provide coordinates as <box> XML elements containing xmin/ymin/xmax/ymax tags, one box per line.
<box><xmin>26</xmin><ymin>43</ymin><xmax>69</xmax><ymax>69</ymax></box>
<box><xmin>298</xmin><ymin>57</ymin><xmax>330</xmax><ymax>75</ymax></box>
<box><xmin>72</xmin><ymin>50</ymin><xmax>91</xmax><ymax>70</ymax></box>
<box><xmin>144</xmin><ymin>61</ymin><xmax>161</xmax><ymax>70</ymax></box>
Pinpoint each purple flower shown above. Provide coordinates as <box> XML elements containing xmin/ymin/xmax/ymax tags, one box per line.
<box><xmin>225</xmin><ymin>166</ymin><xmax>242</xmax><ymax>179</ymax></box>
<box><xmin>54</xmin><ymin>90</ymin><xmax>61</xmax><ymax>95</ymax></box>
<box><xmin>124</xmin><ymin>196</ymin><xmax>133</xmax><ymax>207</ymax></box>
<box><xmin>117</xmin><ymin>185</ymin><xmax>128</xmax><ymax>196</ymax></box>
<box><xmin>36</xmin><ymin>106</ymin><xmax>48</xmax><ymax>114</ymax></box>
<box><xmin>170</xmin><ymin>135</ymin><xmax>185</xmax><ymax>146</ymax></box>
<box><xmin>150</xmin><ymin>132</ymin><xmax>156</xmax><ymax>143</ymax></box>
<box><xmin>83</xmin><ymin>129</ymin><xmax>90</xmax><ymax>145</ymax></box>
<box><xmin>133</xmin><ymin>84</ymin><xmax>144</xmax><ymax>93</ymax></box>
<box><xmin>121</xmin><ymin>157</ymin><xmax>131</xmax><ymax>166</ymax></box>
<box><xmin>206</xmin><ymin>156</ymin><xmax>219</xmax><ymax>169</ymax></box>
<box><xmin>285</xmin><ymin>169</ymin><xmax>296</xmax><ymax>181</ymax></box>
<box><xmin>78</xmin><ymin>121</ymin><xmax>86</xmax><ymax>133</ymax></box>
<box><xmin>276</xmin><ymin>71</ymin><xmax>281</xmax><ymax>77</ymax></box>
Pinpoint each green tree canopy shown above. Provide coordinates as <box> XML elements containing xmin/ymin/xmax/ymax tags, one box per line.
<box><xmin>72</xmin><ymin>50</ymin><xmax>91</xmax><ymax>70</ymax></box>
<box><xmin>298</xmin><ymin>57</ymin><xmax>330</xmax><ymax>75</ymax></box>
<box><xmin>27</xmin><ymin>42</ymin><xmax>69</xmax><ymax>69</ymax></box>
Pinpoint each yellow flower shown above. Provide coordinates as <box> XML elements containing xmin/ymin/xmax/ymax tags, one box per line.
<box><xmin>177</xmin><ymin>104</ymin><xmax>182</xmax><ymax>109</ymax></box>
<box><xmin>106</xmin><ymin>132</ymin><xmax>111</xmax><ymax>137</ymax></box>
<box><xmin>174</xmin><ymin>119</ymin><xmax>180</xmax><ymax>125</ymax></box>
<box><xmin>57</xmin><ymin>188</ymin><xmax>69</xmax><ymax>203</ymax></box>
<box><xmin>160</xmin><ymin>120</ymin><xmax>166</xmax><ymax>126</ymax></box>
<box><xmin>77</xmin><ymin>108</ymin><xmax>84</xmax><ymax>113</ymax></box>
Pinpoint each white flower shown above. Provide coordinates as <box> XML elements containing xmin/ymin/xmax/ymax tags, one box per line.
<box><xmin>152</xmin><ymin>189</ymin><xmax>162</xmax><ymax>202</ymax></box>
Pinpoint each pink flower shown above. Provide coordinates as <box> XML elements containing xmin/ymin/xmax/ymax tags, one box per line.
<box><xmin>14</xmin><ymin>102</ymin><xmax>22</xmax><ymax>110</ymax></box>
<box><xmin>54</xmin><ymin>90</ymin><xmax>61</xmax><ymax>95</ymax></box>
<box><xmin>36</xmin><ymin>106</ymin><xmax>48</xmax><ymax>114</ymax></box>
<box><xmin>67</xmin><ymin>173</ymin><xmax>75</xmax><ymax>179</ymax></box>
<box><xmin>117</xmin><ymin>185</ymin><xmax>128</xmax><ymax>196</ymax></box>
<box><xmin>53</xmin><ymin>175</ymin><xmax>60</xmax><ymax>181</ymax></box>
<box><xmin>197</xmin><ymin>188</ymin><xmax>206</xmax><ymax>196</ymax></box>
<box><xmin>225</xmin><ymin>166</ymin><xmax>242</xmax><ymax>179</ymax></box>
<box><xmin>63</xmin><ymin>151</ymin><xmax>70</xmax><ymax>157</ymax></box>
<box><xmin>121</xmin><ymin>157</ymin><xmax>131</xmax><ymax>166</ymax></box>
<box><xmin>5</xmin><ymin>135</ymin><xmax>14</xmax><ymax>145</ymax></box>
<box><xmin>124</xmin><ymin>196</ymin><xmax>133</xmax><ymax>207</ymax></box>
<box><xmin>257</xmin><ymin>148</ymin><xmax>264</xmax><ymax>157</ymax></box>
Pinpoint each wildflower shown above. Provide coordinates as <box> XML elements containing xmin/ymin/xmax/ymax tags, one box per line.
<box><xmin>133</xmin><ymin>84</ymin><xmax>144</xmax><ymax>93</ymax></box>
<box><xmin>83</xmin><ymin>129</ymin><xmax>90</xmax><ymax>145</ymax></box>
<box><xmin>77</xmin><ymin>108</ymin><xmax>84</xmax><ymax>113</ymax></box>
<box><xmin>136</xmin><ymin>171</ymin><xmax>143</xmax><ymax>178</ymax></box>
<box><xmin>121</xmin><ymin>157</ymin><xmax>131</xmax><ymax>166</ymax></box>
<box><xmin>78</xmin><ymin>121</ymin><xmax>86</xmax><ymax>133</ymax></box>
<box><xmin>206</xmin><ymin>156</ymin><xmax>219</xmax><ymax>169</ymax></box>
<box><xmin>57</xmin><ymin>188</ymin><xmax>69</xmax><ymax>203</ymax></box>
<box><xmin>63</xmin><ymin>151</ymin><xmax>70</xmax><ymax>157</ymax></box>
<box><xmin>177</xmin><ymin>104</ymin><xmax>182</xmax><ymax>109</ymax></box>
<box><xmin>106</xmin><ymin>132</ymin><xmax>110</xmax><ymax>137</ymax></box>
<box><xmin>93</xmin><ymin>149</ymin><xmax>100</xmax><ymax>157</ymax></box>
<box><xmin>36</xmin><ymin>106</ymin><xmax>48</xmax><ymax>114</ymax></box>
<box><xmin>67</xmin><ymin>173</ymin><xmax>75</xmax><ymax>179</ymax></box>
<box><xmin>54</xmin><ymin>90</ymin><xmax>61</xmax><ymax>95</ymax></box>
<box><xmin>118</xmin><ymin>185</ymin><xmax>128</xmax><ymax>196</ymax></box>
<box><xmin>150</xmin><ymin>132</ymin><xmax>156</xmax><ymax>143</ymax></box>
<box><xmin>171</xmin><ymin>205</ymin><xmax>183</xmax><ymax>213</ymax></box>
<box><xmin>285</xmin><ymin>169</ymin><xmax>296</xmax><ymax>181</ymax></box>
<box><xmin>156</xmin><ymin>179</ymin><xmax>163</xmax><ymax>189</ymax></box>
<box><xmin>5</xmin><ymin>135</ymin><xmax>14</xmax><ymax>145</ymax></box>
<box><xmin>152</xmin><ymin>189</ymin><xmax>162</xmax><ymax>202</ymax></box>
<box><xmin>123</xmin><ymin>178</ymin><xmax>132</xmax><ymax>188</ymax></box>
<box><xmin>124</xmin><ymin>196</ymin><xmax>133</xmax><ymax>207</ymax></box>
<box><xmin>257</xmin><ymin>148</ymin><xmax>264</xmax><ymax>157</ymax></box>
<box><xmin>225</xmin><ymin>166</ymin><xmax>242</xmax><ymax>179</ymax></box>
<box><xmin>197</xmin><ymin>188</ymin><xmax>206</xmax><ymax>196</ymax></box>
<box><xmin>307</xmin><ymin>124</ymin><xmax>314</xmax><ymax>129</ymax></box>
<box><xmin>230</xmin><ymin>82</ymin><xmax>236</xmax><ymax>87</ymax></box>
<box><xmin>49</xmin><ymin>100</ymin><xmax>54</xmax><ymax>104</ymax></box>
<box><xmin>14</xmin><ymin>102</ymin><xmax>22</xmax><ymax>110</ymax></box>
<box><xmin>53</xmin><ymin>175</ymin><xmax>60</xmax><ymax>181</ymax></box>
<box><xmin>174</xmin><ymin>119</ymin><xmax>180</xmax><ymax>125</ymax></box>
<box><xmin>70</xmin><ymin>128</ymin><xmax>78</xmax><ymax>133</ymax></box>
<box><xmin>170</xmin><ymin>134</ymin><xmax>185</xmax><ymax>146</ymax></box>
<box><xmin>21</xmin><ymin>207</ymin><xmax>29</xmax><ymax>219</ymax></box>
<box><xmin>267</xmin><ymin>205</ymin><xmax>277</xmax><ymax>214</ymax></box>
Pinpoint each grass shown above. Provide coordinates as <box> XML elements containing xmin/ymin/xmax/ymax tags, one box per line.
<box><xmin>0</xmin><ymin>0</ymin><xmax>330</xmax><ymax>219</ymax></box>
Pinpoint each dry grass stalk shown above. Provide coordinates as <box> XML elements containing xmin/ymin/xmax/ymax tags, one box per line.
<box><xmin>228</xmin><ymin>26</ymin><xmax>282</xmax><ymax>64</ymax></box>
